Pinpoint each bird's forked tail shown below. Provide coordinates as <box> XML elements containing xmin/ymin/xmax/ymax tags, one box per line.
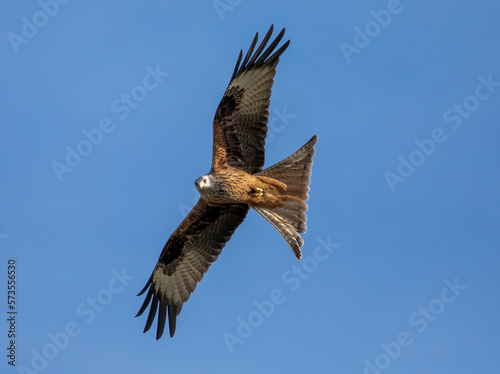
<box><xmin>253</xmin><ymin>135</ymin><xmax>317</xmax><ymax>260</ymax></box>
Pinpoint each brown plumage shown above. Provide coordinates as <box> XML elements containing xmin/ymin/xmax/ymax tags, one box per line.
<box><xmin>136</xmin><ymin>25</ymin><xmax>317</xmax><ymax>339</ymax></box>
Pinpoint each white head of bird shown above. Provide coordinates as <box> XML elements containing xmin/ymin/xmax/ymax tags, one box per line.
<box><xmin>196</xmin><ymin>174</ymin><xmax>217</xmax><ymax>194</ymax></box>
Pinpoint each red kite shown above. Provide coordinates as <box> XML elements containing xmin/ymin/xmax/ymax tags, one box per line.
<box><xmin>137</xmin><ymin>25</ymin><xmax>317</xmax><ymax>339</ymax></box>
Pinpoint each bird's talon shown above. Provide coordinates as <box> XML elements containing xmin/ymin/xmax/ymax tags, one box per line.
<box><xmin>252</xmin><ymin>187</ymin><xmax>264</xmax><ymax>197</ymax></box>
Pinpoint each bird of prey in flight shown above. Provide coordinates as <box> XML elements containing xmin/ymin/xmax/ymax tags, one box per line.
<box><xmin>136</xmin><ymin>25</ymin><xmax>317</xmax><ymax>339</ymax></box>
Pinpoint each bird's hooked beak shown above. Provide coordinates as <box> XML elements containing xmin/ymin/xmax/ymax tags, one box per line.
<box><xmin>194</xmin><ymin>177</ymin><xmax>203</xmax><ymax>192</ymax></box>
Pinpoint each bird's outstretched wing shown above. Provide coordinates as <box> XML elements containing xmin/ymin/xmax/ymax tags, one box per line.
<box><xmin>212</xmin><ymin>25</ymin><xmax>290</xmax><ymax>173</ymax></box>
<box><xmin>136</xmin><ymin>200</ymin><xmax>249</xmax><ymax>339</ymax></box>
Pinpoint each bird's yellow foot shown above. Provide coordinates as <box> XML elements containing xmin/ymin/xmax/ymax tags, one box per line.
<box><xmin>251</xmin><ymin>187</ymin><xmax>264</xmax><ymax>197</ymax></box>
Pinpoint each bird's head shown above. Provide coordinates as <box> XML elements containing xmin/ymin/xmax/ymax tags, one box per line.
<box><xmin>195</xmin><ymin>175</ymin><xmax>212</xmax><ymax>194</ymax></box>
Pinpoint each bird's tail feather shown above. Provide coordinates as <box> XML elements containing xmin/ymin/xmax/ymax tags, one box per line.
<box><xmin>254</xmin><ymin>135</ymin><xmax>317</xmax><ymax>259</ymax></box>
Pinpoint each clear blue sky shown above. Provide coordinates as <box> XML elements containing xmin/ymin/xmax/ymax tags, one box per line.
<box><xmin>2</xmin><ymin>1</ymin><xmax>500</xmax><ymax>373</ymax></box>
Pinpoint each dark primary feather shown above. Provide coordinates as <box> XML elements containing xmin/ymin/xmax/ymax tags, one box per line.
<box><xmin>231</xmin><ymin>26</ymin><xmax>289</xmax><ymax>81</ymax></box>
<box><xmin>212</xmin><ymin>25</ymin><xmax>290</xmax><ymax>174</ymax></box>
<box><xmin>136</xmin><ymin>200</ymin><xmax>249</xmax><ymax>339</ymax></box>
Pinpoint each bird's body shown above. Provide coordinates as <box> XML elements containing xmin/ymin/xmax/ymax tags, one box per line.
<box><xmin>136</xmin><ymin>25</ymin><xmax>317</xmax><ymax>339</ymax></box>
<box><xmin>195</xmin><ymin>168</ymin><xmax>286</xmax><ymax>208</ymax></box>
